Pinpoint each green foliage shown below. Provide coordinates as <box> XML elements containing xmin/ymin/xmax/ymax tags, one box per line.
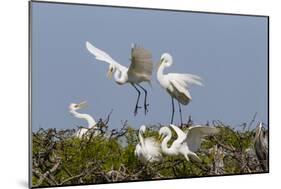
<box><xmin>32</xmin><ymin>123</ymin><xmax>266</xmax><ymax>187</ymax></box>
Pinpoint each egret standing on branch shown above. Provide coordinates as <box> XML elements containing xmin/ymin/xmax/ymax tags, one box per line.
<box><xmin>157</xmin><ymin>53</ymin><xmax>203</xmax><ymax>125</ymax></box>
<box><xmin>86</xmin><ymin>41</ymin><xmax>153</xmax><ymax>115</ymax></box>
<box><xmin>159</xmin><ymin>124</ymin><xmax>218</xmax><ymax>162</ymax></box>
<box><xmin>135</xmin><ymin>125</ymin><xmax>162</xmax><ymax>163</ymax></box>
<box><xmin>69</xmin><ymin>101</ymin><xmax>98</xmax><ymax>138</ymax></box>
<box><xmin>254</xmin><ymin>122</ymin><xmax>268</xmax><ymax>171</ymax></box>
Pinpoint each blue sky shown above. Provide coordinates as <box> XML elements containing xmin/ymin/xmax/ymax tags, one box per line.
<box><xmin>31</xmin><ymin>2</ymin><xmax>268</xmax><ymax>131</ymax></box>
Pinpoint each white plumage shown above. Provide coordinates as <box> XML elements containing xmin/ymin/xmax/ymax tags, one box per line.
<box><xmin>159</xmin><ymin>124</ymin><xmax>219</xmax><ymax>162</ymax></box>
<box><xmin>134</xmin><ymin>125</ymin><xmax>162</xmax><ymax>163</ymax></box>
<box><xmin>157</xmin><ymin>53</ymin><xmax>203</xmax><ymax>124</ymax></box>
<box><xmin>86</xmin><ymin>41</ymin><xmax>153</xmax><ymax>115</ymax></box>
<box><xmin>69</xmin><ymin>101</ymin><xmax>98</xmax><ymax>138</ymax></box>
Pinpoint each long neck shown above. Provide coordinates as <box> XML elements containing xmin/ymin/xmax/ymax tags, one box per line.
<box><xmin>114</xmin><ymin>68</ymin><xmax>127</xmax><ymax>84</ymax></box>
<box><xmin>70</xmin><ymin>109</ymin><xmax>96</xmax><ymax>128</ymax></box>
<box><xmin>157</xmin><ymin>64</ymin><xmax>166</xmax><ymax>83</ymax></box>
<box><xmin>139</xmin><ymin>131</ymin><xmax>145</xmax><ymax>147</ymax></box>
<box><xmin>161</xmin><ymin>131</ymin><xmax>178</xmax><ymax>155</ymax></box>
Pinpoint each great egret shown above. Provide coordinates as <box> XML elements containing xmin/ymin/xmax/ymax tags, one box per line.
<box><xmin>69</xmin><ymin>101</ymin><xmax>98</xmax><ymax>138</ymax></box>
<box><xmin>157</xmin><ymin>53</ymin><xmax>203</xmax><ymax>124</ymax></box>
<box><xmin>135</xmin><ymin>125</ymin><xmax>162</xmax><ymax>163</ymax></box>
<box><xmin>159</xmin><ymin>124</ymin><xmax>218</xmax><ymax>162</ymax></box>
<box><xmin>86</xmin><ymin>41</ymin><xmax>153</xmax><ymax>115</ymax></box>
<box><xmin>254</xmin><ymin>122</ymin><xmax>268</xmax><ymax>171</ymax></box>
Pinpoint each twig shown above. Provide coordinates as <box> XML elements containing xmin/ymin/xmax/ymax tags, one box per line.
<box><xmin>59</xmin><ymin>173</ymin><xmax>84</xmax><ymax>185</ymax></box>
<box><xmin>248</xmin><ymin>112</ymin><xmax>257</xmax><ymax>131</ymax></box>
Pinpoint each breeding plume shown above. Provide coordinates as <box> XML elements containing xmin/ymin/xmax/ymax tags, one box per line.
<box><xmin>159</xmin><ymin>124</ymin><xmax>218</xmax><ymax>162</ymax></box>
<box><xmin>135</xmin><ymin>125</ymin><xmax>162</xmax><ymax>163</ymax></box>
<box><xmin>86</xmin><ymin>41</ymin><xmax>153</xmax><ymax>115</ymax></box>
<box><xmin>254</xmin><ymin>122</ymin><xmax>268</xmax><ymax>171</ymax></box>
<box><xmin>157</xmin><ymin>53</ymin><xmax>203</xmax><ymax>125</ymax></box>
<box><xmin>69</xmin><ymin>101</ymin><xmax>98</xmax><ymax>138</ymax></box>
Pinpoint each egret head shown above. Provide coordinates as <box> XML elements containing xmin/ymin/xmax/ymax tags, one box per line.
<box><xmin>139</xmin><ymin>125</ymin><xmax>146</xmax><ymax>134</ymax></box>
<box><xmin>107</xmin><ymin>64</ymin><xmax>116</xmax><ymax>79</ymax></box>
<box><xmin>69</xmin><ymin>101</ymin><xmax>88</xmax><ymax>111</ymax></box>
<box><xmin>158</xmin><ymin>126</ymin><xmax>171</xmax><ymax>140</ymax></box>
<box><xmin>255</xmin><ymin>122</ymin><xmax>267</xmax><ymax>142</ymax></box>
<box><xmin>159</xmin><ymin>53</ymin><xmax>173</xmax><ymax>68</ymax></box>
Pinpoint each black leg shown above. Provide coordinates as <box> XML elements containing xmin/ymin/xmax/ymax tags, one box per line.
<box><xmin>131</xmin><ymin>84</ymin><xmax>142</xmax><ymax>116</ymax></box>
<box><xmin>171</xmin><ymin>97</ymin><xmax>175</xmax><ymax>124</ymax></box>
<box><xmin>136</xmin><ymin>84</ymin><xmax>149</xmax><ymax>115</ymax></box>
<box><xmin>178</xmin><ymin>101</ymin><xmax>183</xmax><ymax>127</ymax></box>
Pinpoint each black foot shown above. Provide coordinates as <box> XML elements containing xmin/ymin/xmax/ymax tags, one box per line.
<box><xmin>134</xmin><ymin>106</ymin><xmax>142</xmax><ymax>116</ymax></box>
<box><xmin>144</xmin><ymin>103</ymin><xmax>149</xmax><ymax>115</ymax></box>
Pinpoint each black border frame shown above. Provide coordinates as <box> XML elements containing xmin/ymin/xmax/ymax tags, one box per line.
<box><xmin>28</xmin><ymin>1</ymin><xmax>270</xmax><ymax>188</ymax></box>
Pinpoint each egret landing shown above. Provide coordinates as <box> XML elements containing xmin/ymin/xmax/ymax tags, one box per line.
<box><xmin>86</xmin><ymin>42</ymin><xmax>153</xmax><ymax>116</ymax></box>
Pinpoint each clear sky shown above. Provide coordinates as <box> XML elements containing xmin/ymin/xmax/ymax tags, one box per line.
<box><xmin>31</xmin><ymin>2</ymin><xmax>268</xmax><ymax>131</ymax></box>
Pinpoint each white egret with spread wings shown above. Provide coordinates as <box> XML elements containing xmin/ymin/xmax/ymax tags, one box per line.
<box><xmin>157</xmin><ymin>53</ymin><xmax>203</xmax><ymax>124</ymax></box>
<box><xmin>86</xmin><ymin>41</ymin><xmax>153</xmax><ymax>115</ymax></box>
<box><xmin>69</xmin><ymin>101</ymin><xmax>98</xmax><ymax>138</ymax></box>
<box><xmin>159</xmin><ymin>124</ymin><xmax>218</xmax><ymax>162</ymax></box>
<box><xmin>135</xmin><ymin>125</ymin><xmax>162</xmax><ymax>163</ymax></box>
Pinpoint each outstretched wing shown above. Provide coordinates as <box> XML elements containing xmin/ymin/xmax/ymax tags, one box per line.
<box><xmin>86</xmin><ymin>41</ymin><xmax>126</xmax><ymax>70</ymax></box>
<box><xmin>168</xmin><ymin>73</ymin><xmax>203</xmax><ymax>88</ymax></box>
<box><xmin>186</xmin><ymin>125</ymin><xmax>219</xmax><ymax>152</ymax></box>
<box><xmin>166</xmin><ymin>73</ymin><xmax>203</xmax><ymax>105</ymax></box>
<box><xmin>127</xmin><ymin>44</ymin><xmax>153</xmax><ymax>82</ymax></box>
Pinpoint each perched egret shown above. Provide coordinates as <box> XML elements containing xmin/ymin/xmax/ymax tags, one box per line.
<box><xmin>159</xmin><ymin>124</ymin><xmax>218</xmax><ymax>162</ymax></box>
<box><xmin>135</xmin><ymin>125</ymin><xmax>162</xmax><ymax>163</ymax></box>
<box><xmin>254</xmin><ymin>122</ymin><xmax>268</xmax><ymax>171</ymax></box>
<box><xmin>157</xmin><ymin>53</ymin><xmax>203</xmax><ymax>125</ymax></box>
<box><xmin>69</xmin><ymin>101</ymin><xmax>98</xmax><ymax>138</ymax></box>
<box><xmin>86</xmin><ymin>41</ymin><xmax>153</xmax><ymax>115</ymax></box>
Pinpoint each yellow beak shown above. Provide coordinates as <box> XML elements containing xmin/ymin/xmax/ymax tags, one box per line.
<box><xmin>77</xmin><ymin>101</ymin><xmax>88</xmax><ymax>109</ymax></box>
<box><xmin>158</xmin><ymin>135</ymin><xmax>163</xmax><ymax>142</ymax></box>
<box><xmin>156</xmin><ymin>61</ymin><xmax>162</xmax><ymax>69</ymax></box>
<box><xmin>107</xmin><ymin>69</ymin><xmax>113</xmax><ymax>79</ymax></box>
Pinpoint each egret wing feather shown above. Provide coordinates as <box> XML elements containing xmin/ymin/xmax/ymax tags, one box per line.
<box><xmin>169</xmin><ymin>79</ymin><xmax>191</xmax><ymax>105</ymax></box>
<box><xmin>128</xmin><ymin>45</ymin><xmax>153</xmax><ymax>81</ymax></box>
<box><xmin>144</xmin><ymin>137</ymin><xmax>161</xmax><ymax>154</ymax></box>
<box><xmin>86</xmin><ymin>41</ymin><xmax>126</xmax><ymax>70</ymax></box>
<box><xmin>134</xmin><ymin>143</ymin><xmax>142</xmax><ymax>157</ymax></box>
<box><xmin>75</xmin><ymin>128</ymin><xmax>88</xmax><ymax>138</ymax></box>
<box><xmin>167</xmin><ymin>73</ymin><xmax>203</xmax><ymax>88</ymax></box>
<box><xmin>186</xmin><ymin>125</ymin><xmax>219</xmax><ymax>152</ymax></box>
<box><xmin>143</xmin><ymin>137</ymin><xmax>162</xmax><ymax>162</ymax></box>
